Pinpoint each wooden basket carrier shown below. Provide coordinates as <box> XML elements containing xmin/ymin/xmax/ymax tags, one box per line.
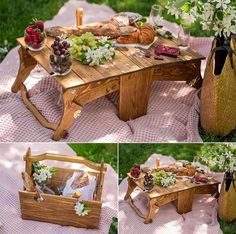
<box><xmin>19</xmin><ymin>148</ymin><xmax>107</xmax><ymax>229</ymax></box>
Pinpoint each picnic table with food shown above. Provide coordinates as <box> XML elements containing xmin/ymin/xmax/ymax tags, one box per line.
<box><xmin>12</xmin><ymin>11</ymin><xmax>204</xmax><ymax>141</ymax></box>
<box><xmin>124</xmin><ymin>158</ymin><xmax>220</xmax><ymax>224</ymax></box>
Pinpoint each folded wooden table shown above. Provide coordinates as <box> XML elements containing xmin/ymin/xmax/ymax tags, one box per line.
<box><xmin>124</xmin><ymin>171</ymin><xmax>220</xmax><ymax>224</ymax></box>
<box><xmin>12</xmin><ymin>29</ymin><xmax>204</xmax><ymax>140</ymax></box>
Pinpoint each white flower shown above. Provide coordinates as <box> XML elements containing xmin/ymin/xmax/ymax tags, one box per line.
<box><xmin>167</xmin><ymin>5</ymin><xmax>180</xmax><ymax>19</ymax></box>
<box><xmin>74</xmin><ymin>202</ymin><xmax>90</xmax><ymax>216</ymax></box>
<box><xmin>33</xmin><ymin>168</ymin><xmax>53</xmax><ymax>184</ymax></box>
<box><xmin>98</xmin><ymin>36</ymin><xmax>109</xmax><ymax>44</ymax></box>
<box><xmin>182</xmin><ymin>12</ymin><xmax>196</xmax><ymax>24</ymax></box>
<box><xmin>215</xmin><ymin>0</ymin><xmax>231</xmax><ymax>10</ymax></box>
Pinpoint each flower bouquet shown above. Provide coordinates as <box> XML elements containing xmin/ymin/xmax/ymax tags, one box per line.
<box><xmin>69</xmin><ymin>32</ymin><xmax>115</xmax><ymax>66</ymax></box>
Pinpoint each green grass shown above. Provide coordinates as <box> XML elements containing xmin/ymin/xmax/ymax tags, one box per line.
<box><xmin>119</xmin><ymin>143</ymin><xmax>236</xmax><ymax>234</ymax></box>
<box><xmin>68</xmin><ymin>143</ymin><xmax>117</xmax><ymax>171</ymax></box>
<box><xmin>0</xmin><ymin>0</ymin><xmax>68</xmax><ymax>61</ymax></box>
<box><xmin>200</xmin><ymin>127</ymin><xmax>236</xmax><ymax>142</ymax></box>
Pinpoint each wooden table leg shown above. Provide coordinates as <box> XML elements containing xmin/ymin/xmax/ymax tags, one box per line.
<box><xmin>124</xmin><ymin>177</ymin><xmax>137</xmax><ymax>201</ymax></box>
<box><xmin>119</xmin><ymin>68</ymin><xmax>154</xmax><ymax>121</ymax></box>
<box><xmin>186</xmin><ymin>60</ymin><xmax>202</xmax><ymax>89</ymax></box>
<box><xmin>176</xmin><ymin>189</ymin><xmax>194</xmax><ymax>214</ymax></box>
<box><xmin>145</xmin><ymin>198</ymin><xmax>159</xmax><ymax>224</ymax></box>
<box><xmin>52</xmin><ymin>90</ymin><xmax>82</xmax><ymax>141</ymax></box>
<box><xmin>11</xmin><ymin>46</ymin><xmax>37</xmax><ymax>93</ymax></box>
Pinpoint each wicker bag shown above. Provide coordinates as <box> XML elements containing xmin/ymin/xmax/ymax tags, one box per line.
<box><xmin>219</xmin><ymin>172</ymin><xmax>236</xmax><ymax>221</ymax></box>
<box><xmin>200</xmin><ymin>37</ymin><xmax>236</xmax><ymax>136</ymax></box>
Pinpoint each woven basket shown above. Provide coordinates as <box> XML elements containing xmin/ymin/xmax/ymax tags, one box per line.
<box><xmin>19</xmin><ymin>148</ymin><xmax>106</xmax><ymax>229</ymax></box>
<box><xmin>200</xmin><ymin>37</ymin><xmax>236</xmax><ymax>136</ymax></box>
<box><xmin>219</xmin><ymin>173</ymin><xmax>236</xmax><ymax>222</ymax></box>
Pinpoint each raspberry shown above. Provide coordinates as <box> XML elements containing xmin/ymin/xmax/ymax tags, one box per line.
<box><xmin>26</xmin><ymin>27</ymin><xmax>33</xmax><ymax>34</ymax></box>
<box><xmin>35</xmin><ymin>21</ymin><xmax>44</xmax><ymax>31</ymax></box>
<box><xmin>24</xmin><ymin>35</ymin><xmax>32</xmax><ymax>43</ymax></box>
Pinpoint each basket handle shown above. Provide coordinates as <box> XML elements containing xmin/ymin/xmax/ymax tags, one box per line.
<box><xmin>24</xmin><ymin>148</ymin><xmax>107</xmax><ymax>175</ymax></box>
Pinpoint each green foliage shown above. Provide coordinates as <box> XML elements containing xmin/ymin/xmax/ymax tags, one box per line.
<box><xmin>219</xmin><ymin>219</ymin><xmax>236</xmax><ymax>234</ymax></box>
<box><xmin>109</xmin><ymin>217</ymin><xmax>118</xmax><ymax>234</ymax></box>
<box><xmin>197</xmin><ymin>143</ymin><xmax>236</xmax><ymax>172</ymax></box>
<box><xmin>68</xmin><ymin>143</ymin><xmax>117</xmax><ymax>172</ymax></box>
<box><xmin>0</xmin><ymin>0</ymin><xmax>68</xmax><ymax>62</ymax></box>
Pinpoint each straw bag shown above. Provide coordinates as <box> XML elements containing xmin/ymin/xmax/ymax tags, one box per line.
<box><xmin>219</xmin><ymin>172</ymin><xmax>236</xmax><ymax>221</ymax></box>
<box><xmin>200</xmin><ymin>36</ymin><xmax>236</xmax><ymax>136</ymax></box>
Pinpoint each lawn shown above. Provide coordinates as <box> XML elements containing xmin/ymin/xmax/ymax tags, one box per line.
<box><xmin>68</xmin><ymin>143</ymin><xmax>117</xmax><ymax>171</ymax></box>
<box><xmin>0</xmin><ymin>0</ymin><xmax>68</xmax><ymax>61</ymax></box>
<box><xmin>119</xmin><ymin>143</ymin><xmax>236</xmax><ymax>234</ymax></box>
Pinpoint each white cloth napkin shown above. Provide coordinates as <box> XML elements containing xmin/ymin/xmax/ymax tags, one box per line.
<box><xmin>62</xmin><ymin>171</ymin><xmax>96</xmax><ymax>200</ymax></box>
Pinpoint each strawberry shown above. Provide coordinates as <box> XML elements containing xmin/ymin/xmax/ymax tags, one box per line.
<box><xmin>35</xmin><ymin>21</ymin><xmax>44</xmax><ymax>31</ymax></box>
<box><xmin>24</xmin><ymin>35</ymin><xmax>32</xmax><ymax>44</ymax></box>
<box><xmin>26</xmin><ymin>26</ymin><xmax>33</xmax><ymax>35</ymax></box>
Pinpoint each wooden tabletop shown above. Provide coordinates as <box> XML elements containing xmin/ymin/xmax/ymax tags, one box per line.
<box><xmin>128</xmin><ymin>172</ymin><xmax>220</xmax><ymax>199</ymax></box>
<box><xmin>17</xmin><ymin>35</ymin><xmax>205</xmax><ymax>90</ymax></box>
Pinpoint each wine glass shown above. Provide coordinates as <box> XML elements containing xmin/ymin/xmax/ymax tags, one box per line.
<box><xmin>149</xmin><ymin>4</ymin><xmax>164</xmax><ymax>28</ymax></box>
<box><xmin>177</xmin><ymin>25</ymin><xmax>190</xmax><ymax>49</ymax></box>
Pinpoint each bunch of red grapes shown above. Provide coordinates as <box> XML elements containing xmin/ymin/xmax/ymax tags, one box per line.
<box><xmin>50</xmin><ymin>37</ymin><xmax>72</xmax><ymax>74</ymax></box>
<box><xmin>143</xmin><ymin>173</ymin><xmax>154</xmax><ymax>191</ymax></box>
<box><xmin>130</xmin><ymin>164</ymin><xmax>141</xmax><ymax>178</ymax></box>
<box><xmin>24</xmin><ymin>20</ymin><xmax>45</xmax><ymax>50</ymax></box>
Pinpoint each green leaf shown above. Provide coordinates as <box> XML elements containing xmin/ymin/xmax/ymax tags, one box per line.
<box><xmin>181</xmin><ymin>3</ymin><xmax>191</xmax><ymax>12</ymax></box>
<box><xmin>216</xmin><ymin>10</ymin><xmax>224</xmax><ymax>21</ymax></box>
<box><xmin>174</xmin><ymin>0</ymin><xmax>189</xmax><ymax>8</ymax></box>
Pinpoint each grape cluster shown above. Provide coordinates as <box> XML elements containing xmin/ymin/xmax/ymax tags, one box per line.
<box><xmin>130</xmin><ymin>164</ymin><xmax>141</xmax><ymax>178</ymax></box>
<box><xmin>50</xmin><ymin>37</ymin><xmax>72</xmax><ymax>74</ymax></box>
<box><xmin>143</xmin><ymin>173</ymin><xmax>154</xmax><ymax>191</ymax></box>
<box><xmin>69</xmin><ymin>32</ymin><xmax>97</xmax><ymax>62</ymax></box>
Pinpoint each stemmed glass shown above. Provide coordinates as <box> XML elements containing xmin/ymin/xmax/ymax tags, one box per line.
<box><xmin>149</xmin><ymin>4</ymin><xmax>164</xmax><ymax>28</ymax></box>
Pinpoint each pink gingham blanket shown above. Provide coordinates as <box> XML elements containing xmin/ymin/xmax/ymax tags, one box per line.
<box><xmin>0</xmin><ymin>0</ymin><xmax>213</xmax><ymax>142</ymax></box>
<box><xmin>0</xmin><ymin>143</ymin><xmax>118</xmax><ymax>234</ymax></box>
<box><xmin>119</xmin><ymin>154</ymin><xmax>224</xmax><ymax>234</ymax></box>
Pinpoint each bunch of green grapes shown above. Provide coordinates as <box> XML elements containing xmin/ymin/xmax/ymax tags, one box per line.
<box><xmin>152</xmin><ymin>170</ymin><xmax>176</xmax><ymax>187</ymax></box>
<box><xmin>69</xmin><ymin>32</ymin><xmax>97</xmax><ymax>61</ymax></box>
<box><xmin>153</xmin><ymin>170</ymin><xmax>168</xmax><ymax>185</ymax></box>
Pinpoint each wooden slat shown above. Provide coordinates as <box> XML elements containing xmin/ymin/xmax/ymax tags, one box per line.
<box><xmin>19</xmin><ymin>191</ymin><xmax>102</xmax><ymax>229</ymax></box>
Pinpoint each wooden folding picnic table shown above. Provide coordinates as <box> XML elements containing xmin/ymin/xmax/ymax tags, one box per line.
<box><xmin>124</xmin><ymin>171</ymin><xmax>220</xmax><ymax>224</ymax></box>
<box><xmin>12</xmin><ymin>30</ymin><xmax>205</xmax><ymax>140</ymax></box>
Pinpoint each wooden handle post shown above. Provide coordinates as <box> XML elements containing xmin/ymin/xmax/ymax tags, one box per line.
<box><xmin>76</xmin><ymin>8</ymin><xmax>83</xmax><ymax>26</ymax></box>
<box><xmin>96</xmin><ymin>160</ymin><xmax>105</xmax><ymax>201</ymax></box>
<box><xmin>25</xmin><ymin>148</ymin><xmax>33</xmax><ymax>176</ymax></box>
